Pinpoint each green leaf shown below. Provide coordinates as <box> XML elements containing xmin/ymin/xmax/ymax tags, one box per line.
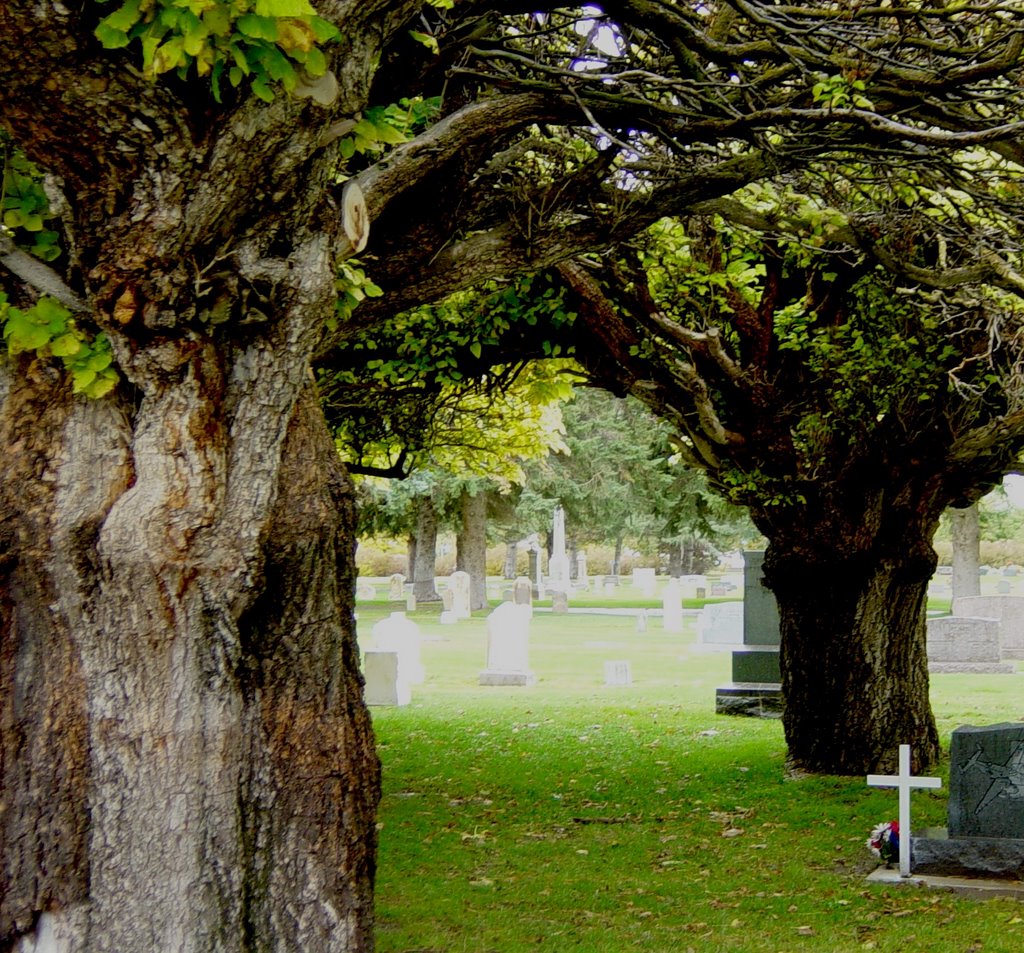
<box><xmin>95</xmin><ymin>23</ymin><xmax>131</xmax><ymax>48</ymax></box>
<box><xmin>409</xmin><ymin>30</ymin><xmax>439</xmax><ymax>54</ymax></box>
<box><xmin>372</xmin><ymin>121</ymin><xmax>407</xmax><ymax>146</ymax></box>
<box><xmin>469</xmin><ymin>341</ymin><xmax>482</xmax><ymax>359</ymax></box>
<box><xmin>309</xmin><ymin>16</ymin><xmax>339</xmax><ymax>42</ymax></box>
<box><xmin>98</xmin><ymin>0</ymin><xmax>141</xmax><ymax>33</ymax></box>
<box><xmin>255</xmin><ymin>0</ymin><xmax>316</xmax><ymax>15</ymax></box>
<box><xmin>72</xmin><ymin>368</ymin><xmax>98</xmax><ymax>392</ymax></box>
<box><xmin>50</xmin><ymin>333</ymin><xmax>82</xmax><ymax>358</ymax></box>
<box><xmin>236</xmin><ymin>14</ymin><xmax>278</xmax><ymax>41</ymax></box>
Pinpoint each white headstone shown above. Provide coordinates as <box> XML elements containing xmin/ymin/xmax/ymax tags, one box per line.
<box><xmin>548</xmin><ymin>505</ymin><xmax>571</xmax><ymax>593</ymax></box>
<box><xmin>632</xmin><ymin>567</ymin><xmax>657</xmax><ymax>596</ymax></box>
<box><xmin>450</xmin><ymin>570</ymin><xmax>472</xmax><ymax>620</ymax></box>
<box><xmin>479</xmin><ymin>602</ymin><xmax>535</xmax><ymax>686</ymax></box>
<box><xmin>662</xmin><ymin>579</ymin><xmax>683</xmax><ymax>633</ymax></box>
<box><xmin>576</xmin><ymin>551</ymin><xmax>589</xmax><ymax>590</ymax></box>
<box><xmin>867</xmin><ymin>744</ymin><xmax>942</xmax><ymax>877</ymax></box>
<box><xmin>699</xmin><ymin>601</ymin><xmax>744</xmax><ymax>647</ymax></box>
<box><xmin>371</xmin><ymin>611</ymin><xmax>424</xmax><ymax>684</ymax></box>
<box><xmin>355</xmin><ymin>580</ymin><xmax>376</xmax><ymax>601</ymax></box>
<box><xmin>363</xmin><ymin>651</ymin><xmax>410</xmax><ymax>706</ymax></box>
<box><xmin>388</xmin><ymin>573</ymin><xmax>406</xmax><ymax>600</ymax></box>
<box><xmin>604</xmin><ymin>660</ymin><xmax>633</xmax><ymax>686</ymax></box>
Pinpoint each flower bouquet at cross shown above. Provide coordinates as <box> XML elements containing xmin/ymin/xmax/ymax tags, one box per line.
<box><xmin>866</xmin><ymin>821</ymin><xmax>900</xmax><ymax>865</ymax></box>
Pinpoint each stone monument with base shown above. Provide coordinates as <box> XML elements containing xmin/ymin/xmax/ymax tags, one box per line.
<box><xmin>715</xmin><ymin>551</ymin><xmax>782</xmax><ymax>716</ymax></box>
<box><xmin>911</xmin><ymin>723</ymin><xmax>1024</xmax><ymax>880</ymax></box>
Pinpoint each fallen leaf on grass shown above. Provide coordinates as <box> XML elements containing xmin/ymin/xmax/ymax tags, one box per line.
<box><xmin>722</xmin><ymin>828</ymin><xmax>744</xmax><ymax>838</ymax></box>
<box><xmin>469</xmin><ymin>878</ymin><xmax>494</xmax><ymax>887</ymax></box>
<box><xmin>795</xmin><ymin>925</ymin><xmax>815</xmax><ymax>936</ymax></box>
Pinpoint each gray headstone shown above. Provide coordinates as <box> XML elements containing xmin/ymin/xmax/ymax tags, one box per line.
<box><xmin>513</xmin><ymin>576</ymin><xmax>532</xmax><ymax>603</ymax></box>
<box><xmin>927</xmin><ymin>616</ymin><xmax>1012</xmax><ymax>672</ymax></box>
<box><xmin>952</xmin><ymin>595</ymin><xmax>1024</xmax><ymax>659</ymax></box>
<box><xmin>662</xmin><ymin>579</ymin><xmax>683</xmax><ymax>633</ymax></box>
<box><xmin>551</xmin><ymin>589</ymin><xmax>569</xmax><ymax>614</ymax></box>
<box><xmin>949</xmin><ymin>723</ymin><xmax>1024</xmax><ymax>838</ymax></box>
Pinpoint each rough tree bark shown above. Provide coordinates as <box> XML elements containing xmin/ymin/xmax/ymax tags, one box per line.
<box><xmin>0</xmin><ymin>2</ymin><xmax>397</xmax><ymax>949</ymax></box>
<box><xmin>761</xmin><ymin>518</ymin><xmax>941</xmax><ymax>775</ymax></box>
<box><xmin>456</xmin><ymin>490</ymin><xmax>489</xmax><ymax>611</ymax></box>
<box><xmin>410</xmin><ymin>495</ymin><xmax>441</xmax><ymax>603</ymax></box>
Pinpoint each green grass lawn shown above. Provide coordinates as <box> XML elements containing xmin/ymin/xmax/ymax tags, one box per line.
<box><xmin>358</xmin><ymin>596</ymin><xmax>1024</xmax><ymax>953</ymax></box>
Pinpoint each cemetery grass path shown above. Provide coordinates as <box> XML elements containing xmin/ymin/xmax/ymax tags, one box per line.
<box><xmin>359</xmin><ymin>594</ymin><xmax>1022</xmax><ymax>953</ymax></box>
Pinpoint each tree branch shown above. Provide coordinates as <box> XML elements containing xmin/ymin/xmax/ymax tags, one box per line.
<box><xmin>0</xmin><ymin>235</ymin><xmax>88</xmax><ymax>312</ymax></box>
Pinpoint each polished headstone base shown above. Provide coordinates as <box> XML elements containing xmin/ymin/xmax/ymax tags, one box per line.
<box><xmin>911</xmin><ymin>832</ymin><xmax>1024</xmax><ymax>879</ymax></box>
<box><xmin>715</xmin><ymin>682</ymin><xmax>783</xmax><ymax>718</ymax></box>
<box><xmin>731</xmin><ymin>646</ymin><xmax>781</xmax><ymax>682</ymax></box>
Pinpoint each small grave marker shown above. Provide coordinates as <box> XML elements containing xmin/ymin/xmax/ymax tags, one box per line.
<box><xmin>867</xmin><ymin>744</ymin><xmax>942</xmax><ymax>877</ymax></box>
<box><xmin>604</xmin><ymin>660</ymin><xmax>632</xmax><ymax>687</ymax></box>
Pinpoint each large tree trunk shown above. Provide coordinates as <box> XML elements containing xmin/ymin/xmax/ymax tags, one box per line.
<box><xmin>456</xmin><ymin>490</ymin><xmax>489</xmax><ymax>611</ymax></box>
<box><xmin>666</xmin><ymin>539</ymin><xmax>684</xmax><ymax>578</ymax></box>
<box><xmin>762</xmin><ymin>514</ymin><xmax>941</xmax><ymax>776</ymax></box>
<box><xmin>1</xmin><ymin>360</ymin><xmax>381</xmax><ymax>951</ymax></box>
<box><xmin>411</xmin><ymin>495</ymin><xmax>441</xmax><ymax>603</ymax></box>
<box><xmin>0</xmin><ymin>4</ymin><xmax>390</xmax><ymax>943</ymax></box>
<box><xmin>950</xmin><ymin>503</ymin><xmax>981</xmax><ymax>601</ymax></box>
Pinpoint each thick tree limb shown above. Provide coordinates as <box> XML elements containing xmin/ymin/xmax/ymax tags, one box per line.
<box><xmin>0</xmin><ymin>235</ymin><xmax>88</xmax><ymax>312</ymax></box>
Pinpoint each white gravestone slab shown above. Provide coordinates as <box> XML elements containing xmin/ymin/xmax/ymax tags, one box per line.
<box><xmin>479</xmin><ymin>602</ymin><xmax>536</xmax><ymax>686</ymax></box>
<box><xmin>632</xmin><ymin>567</ymin><xmax>657</xmax><ymax>596</ymax></box>
<box><xmin>450</xmin><ymin>570</ymin><xmax>472</xmax><ymax>620</ymax></box>
<box><xmin>867</xmin><ymin>744</ymin><xmax>942</xmax><ymax>877</ymax></box>
<box><xmin>363</xmin><ymin>651</ymin><xmax>411</xmax><ymax>706</ymax></box>
<box><xmin>604</xmin><ymin>660</ymin><xmax>633</xmax><ymax>687</ymax></box>
<box><xmin>699</xmin><ymin>601</ymin><xmax>744</xmax><ymax>648</ymax></box>
<box><xmin>371</xmin><ymin>611</ymin><xmax>424</xmax><ymax>684</ymax></box>
<box><xmin>576</xmin><ymin>551</ymin><xmax>589</xmax><ymax>590</ymax></box>
<box><xmin>547</xmin><ymin>505</ymin><xmax>571</xmax><ymax>594</ymax></box>
<box><xmin>662</xmin><ymin>579</ymin><xmax>684</xmax><ymax>633</ymax></box>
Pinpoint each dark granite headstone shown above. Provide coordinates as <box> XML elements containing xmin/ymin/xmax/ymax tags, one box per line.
<box><xmin>949</xmin><ymin>723</ymin><xmax>1024</xmax><ymax>838</ymax></box>
<box><xmin>715</xmin><ymin>551</ymin><xmax>783</xmax><ymax>717</ymax></box>
<box><xmin>742</xmin><ymin>550</ymin><xmax>781</xmax><ymax>647</ymax></box>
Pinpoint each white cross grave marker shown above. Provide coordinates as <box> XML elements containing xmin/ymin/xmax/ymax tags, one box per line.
<box><xmin>866</xmin><ymin>744</ymin><xmax>942</xmax><ymax>878</ymax></box>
